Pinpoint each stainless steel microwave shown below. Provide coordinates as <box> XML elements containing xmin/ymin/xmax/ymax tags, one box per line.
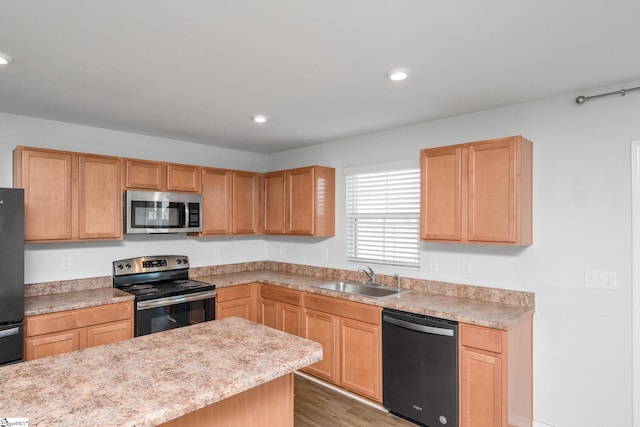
<box><xmin>125</xmin><ymin>191</ymin><xmax>202</xmax><ymax>234</ymax></box>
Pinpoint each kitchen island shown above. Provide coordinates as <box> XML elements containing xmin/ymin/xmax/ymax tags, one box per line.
<box><xmin>0</xmin><ymin>317</ymin><xmax>322</xmax><ymax>427</ymax></box>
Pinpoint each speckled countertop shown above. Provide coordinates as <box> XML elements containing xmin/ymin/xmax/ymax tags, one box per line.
<box><xmin>25</xmin><ymin>287</ymin><xmax>134</xmax><ymax>316</ymax></box>
<box><xmin>0</xmin><ymin>317</ymin><xmax>322</xmax><ymax>427</ymax></box>
<box><xmin>24</xmin><ymin>267</ymin><xmax>534</xmax><ymax>330</ymax></box>
<box><xmin>195</xmin><ymin>270</ymin><xmax>534</xmax><ymax>329</ymax></box>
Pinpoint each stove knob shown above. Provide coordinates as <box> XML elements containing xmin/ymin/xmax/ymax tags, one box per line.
<box><xmin>176</xmin><ymin>259</ymin><xmax>182</xmax><ymax>264</ymax></box>
<box><xmin>116</xmin><ymin>264</ymin><xmax>123</xmax><ymax>270</ymax></box>
<box><xmin>125</xmin><ymin>263</ymin><xmax>132</xmax><ymax>269</ymax></box>
<box><xmin>181</xmin><ymin>258</ymin><xmax>188</xmax><ymax>265</ymax></box>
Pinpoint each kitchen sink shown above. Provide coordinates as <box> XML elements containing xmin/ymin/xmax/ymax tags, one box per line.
<box><xmin>313</xmin><ymin>281</ymin><xmax>405</xmax><ymax>298</ymax></box>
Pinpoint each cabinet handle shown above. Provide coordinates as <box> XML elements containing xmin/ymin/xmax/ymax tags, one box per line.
<box><xmin>383</xmin><ymin>315</ymin><xmax>454</xmax><ymax>337</ymax></box>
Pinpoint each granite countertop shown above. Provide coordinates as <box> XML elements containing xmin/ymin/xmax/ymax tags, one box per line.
<box><xmin>0</xmin><ymin>317</ymin><xmax>322</xmax><ymax>427</ymax></box>
<box><xmin>24</xmin><ymin>287</ymin><xmax>134</xmax><ymax>316</ymax></box>
<box><xmin>196</xmin><ymin>270</ymin><xmax>533</xmax><ymax>330</ymax></box>
<box><xmin>24</xmin><ymin>269</ymin><xmax>533</xmax><ymax>330</ymax></box>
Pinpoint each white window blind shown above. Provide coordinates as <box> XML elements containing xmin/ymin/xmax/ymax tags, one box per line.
<box><xmin>346</xmin><ymin>167</ymin><xmax>421</xmax><ymax>268</ymax></box>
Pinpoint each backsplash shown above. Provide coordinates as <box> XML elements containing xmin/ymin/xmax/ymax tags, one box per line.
<box><xmin>25</xmin><ymin>260</ymin><xmax>534</xmax><ymax>309</ymax></box>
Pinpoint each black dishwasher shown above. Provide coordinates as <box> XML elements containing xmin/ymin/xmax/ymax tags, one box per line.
<box><xmin>382</xmin><ymin>308</ymin><xmax>458</xmax><ymax>427</ymax></box>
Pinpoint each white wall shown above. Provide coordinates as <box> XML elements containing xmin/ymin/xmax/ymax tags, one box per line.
<box><xmin>2</xmin><ymin>77</ymin><xmax>638</xmax><ymax>426</ymax></box>
<box><xmin>0</xmin><ymin>112</ymin><xmax>270</xmax><ymax>282</ymax></box>
<box><xmin>267</xmin><ymin>81</ymin><xmax>640</xmax><ymax>427</ymax></box>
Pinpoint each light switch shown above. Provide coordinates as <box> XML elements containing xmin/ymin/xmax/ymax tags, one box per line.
<box><xmin>585</xmin><ymin>270</ymin><xmax>617</xmax><ymax>290</ymax></box>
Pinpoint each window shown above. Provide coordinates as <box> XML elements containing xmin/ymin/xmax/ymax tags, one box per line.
<box><xmin>346</xmin><ymin>163</ymin><xmax>420</xmax><ymax>269</ymax></box>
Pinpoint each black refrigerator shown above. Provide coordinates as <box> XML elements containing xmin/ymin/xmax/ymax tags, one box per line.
<box><xmin>0</xmin><ymin>188</ymin><xmax>24</xmax><ymax>366</ymax></box>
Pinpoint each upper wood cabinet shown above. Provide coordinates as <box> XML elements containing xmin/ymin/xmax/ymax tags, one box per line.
<box><xmin>232</xmin><ymin>171</ymin><xmax>263</xmax><ymax>235</ymax></box>
<box><xmin>124</xmin><ymin>159</ymin><xmax>200</xmax><ymax>192</ymax></box>
<box><xmin>421</xmin><ymin>136</ymin><xmax>532</xmax><ymax>245</ymax></box>
<box><xmin>200</xmin><ymin>168</ymin><xmax>262</xmax><ymax>236</ymax></box>
<box><xmin>14</xmin><ymin>147</ymin><xmax>122</xmax><ymax>242</ymax></box>
<box><xmin>264</xmin><ymin>171</ymin><xmax>286</xmax><ymax>234</ymax></box>
<box><xmin>264</xmin><ymin>166</ymin><xmax>335</xmax><ymax>236</ymax></box>
<box><xmin>201</xmin><ymin>168</ymin><xmax>232</xmax><ymax>235</ymax></box>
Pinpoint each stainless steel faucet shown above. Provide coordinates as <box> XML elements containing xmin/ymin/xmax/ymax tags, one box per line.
<box><xmin>359</xmin><ymin>266</ymin><xmax>376</xmax><ymax>284</ymax></box>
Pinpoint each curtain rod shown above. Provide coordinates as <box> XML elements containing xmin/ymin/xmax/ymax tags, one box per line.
<box><xmin>576</xmin><ymin>86</ymin><xmax>640</xmax><ymax>104</ymax></box>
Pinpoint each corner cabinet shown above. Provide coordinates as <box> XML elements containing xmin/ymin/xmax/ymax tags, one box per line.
<box><xmin>259</xmin><ymin>285</ymin><xmax>301</xmax><ymax>336</ymax></box>
<box><xmin>264</xmin><ymin>166</ymin><xmax>335</xmax><ymax>236</ymax></box>
<box><xmin>421</xmin><ymin>136</ymin><xmax>532</xmax><ymax>245</ymax></box>
<box><xmin>200</xmin><ymin>168</ymin><xmax>262</xmax><ymax>236</ymax></box>
<box><xmin>216</xmin><ymin>284</ymin><xmax>257</xmax><ymax>322</ymax></box>
<box><xmin>302</xmin><ymin>293</ymin><xmax>382</xmax><ymax>402</ymax></box>
<box><xmin>24</xmin><ymin>302</ymin><xmax>133</xmax><ymax>361</ymax></box>
<box><xmin>459</xmin><ymin>317</ymin><xmax>533</xmax><ymax>427</ymax></box>
<box><xmin>14</xmin><ymin>147</ymin><xmax>122</xmax><ymax>242</ymax></box>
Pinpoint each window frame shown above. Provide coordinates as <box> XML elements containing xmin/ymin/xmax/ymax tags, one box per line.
<box><xmin>344</xmin><ymin>160</ymin><xmax>421</xmax><ymax>270</ymax></box>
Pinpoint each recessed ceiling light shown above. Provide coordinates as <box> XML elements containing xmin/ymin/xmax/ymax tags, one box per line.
<box><xmin>0</xmin><ymin>52</ymin><xmax>12</xmax><ymax>65</ymax></box>
<box><xmin>251</xmin><ymin>115</ymin><xmax>269</xmax><ymax>124</ymax></box>
<box><xmin>387</xmin><ymin>68</ymin><xmax>410</xmax><ymax>81</ymax></box>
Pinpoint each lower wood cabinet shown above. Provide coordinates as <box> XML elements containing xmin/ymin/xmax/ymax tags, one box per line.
<box><xmin>24</xmin><ymin>301</ymin><xmax>133</xmax><ymax>361</ymax></box>
<box><xmin>259</xmin><ymin>285</ymin><xmax>301</xmax><ymax>336</ymax></box>
<box><xmin>216</xmin><ymin>284</ymin><xmax>257</xmax><ymax>322</ymax></box>
<box><xmin>459</xmin><ymin>316</ymin><xmax>533</xmax><ymax>427</ymax></box>
<box><xmin>302</xmin><ymin>293</ymin><xmax>382</xmax><ymax>402</ymax></box>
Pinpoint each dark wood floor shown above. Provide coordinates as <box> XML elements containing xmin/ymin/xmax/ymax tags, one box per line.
<box><xmin>294</xmin><ymin>375</ymin><xmax>417</xmax><ymax>427</ymax></box>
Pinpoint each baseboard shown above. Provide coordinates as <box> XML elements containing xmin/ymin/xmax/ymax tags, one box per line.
<box><xmin>294</xmin><ymin>371</ymin><xmax>387</xmax><ymax>412</ymax></box>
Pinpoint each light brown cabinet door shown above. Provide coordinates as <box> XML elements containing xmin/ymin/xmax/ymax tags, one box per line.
<box><xmin>264</xmin><ymin>171</ymin><xmax>286</xmax><ymax>234</ymax></box>
<box><xmin>124</xmin><ymin>159</ymin><xmax>165</xmax><ymax>190</ymax></box>
<box><xmin>421</xmin><ymin>146</ymin><xmax>462</xmax><ymax>241</ymax></box>
<box><xmin>340</xmin><ymin>318</ymin><xmax>381</xmax><ymax>401</ymax></box>
<box><xmin>167</xmin><ymin>164</ymin><xmax>200</xmax><ymax>192</ymax></box>
<box><xmin>264</xmin><ymin>166</ymin><xmax>335</xmax><ymax>237</ymax></box>
<box><xmin>287</xmin><ymin>167</ymin><xmax>315</xmax><ymax>235</ymax></box>
<box><xmin>201</xmin><ymin>168</ymin><xmax>232</xmax><ymax>235</ymax></box>
<box><xmin>217</xmin><ymin>298</ymin><xmax>252</xmax><ymax>321</ymax></box>
<box><xmin>460</xmin><ymin>346</ymin><xmax>504</xmax><ymax>427</ymax></box>
<box><xmin>280</xmin><ymin>303</ymin><xmax>301</xmax><ymax>336</ymax></box>
<box><xmin>467</xmin><ymin>139</ymin><xmax>516</xmax><ymax>243</ymax></box>
<box><xmin>25</xmin><ymin>330</ymin><xmax>81</xmax><ymax>361</ymax></box>
<box><xmin>24</xmin><ymin>302</ymin><xmax>133</xmax><ymax>361</ymax></box>
<box><xmin>302</xmin><ymin>309</ymin><xmax>338</xmax><ymax>383</ymax></box>
<box><xmin>86</xmin><ymin>320</ymin><xmax>133</xmax><ymax>348</ymax></box>
<box><xmin>420</xmin><ymin>135</ymin><xmax>532</xmax><ymax>245</ymax></box>
<box><xmin>15</xmin><ymin>148</ymin><xmax>73</xmax><ymax>241</ymax></box>
<box><xmin>233</xmin><ymin>171</ymin><xmax>262</xmax><ymax>234</ymax></box>
<box><xmin>78</xmin><ymin>155</ymin><xmax>122</xmax><ymax>239</ymax></box>
<box><xmin>259</xmin><ymin>299</ymin><xmax>279</xmax><ymax>329</ymax></box>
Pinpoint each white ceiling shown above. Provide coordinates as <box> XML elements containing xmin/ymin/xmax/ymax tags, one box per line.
<box><xmin>1</xmin><ymin>1</ymin><xmax>639</xmax><ymax>154</ymax></box>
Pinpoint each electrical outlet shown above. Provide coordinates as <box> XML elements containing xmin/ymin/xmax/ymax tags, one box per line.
<box><xmin>462</xmin><ymin>259</ymin><xmax>472</xmax><ymax>275</ymax></box>
<box><xmin>429</xmin><ymin>257</ymin><xmax>439</xmax><ymax>272</ymax></box>
<box><xmin>585</xmin><ymin>270</ymin><xmax>617</xmax><ymax>290</ymax></box>
<box><xmin>62</xmin><ymin>257</ymin><xmax>71</xmax><ymax>270</ymax></box>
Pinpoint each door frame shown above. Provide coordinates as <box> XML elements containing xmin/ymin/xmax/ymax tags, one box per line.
<box><xmin>631</xmin><ymin>141</ymin><xmax>640</xmax><ymax>426</ymax></box>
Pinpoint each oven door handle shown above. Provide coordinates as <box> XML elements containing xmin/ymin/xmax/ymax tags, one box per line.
<box><xmin>137</xmin><ymin>290</ymin><xmax>217</xmax><ymax>310</ymax></box>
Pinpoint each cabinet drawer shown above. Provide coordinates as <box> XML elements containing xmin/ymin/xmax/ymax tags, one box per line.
<box><xmin>303</xmin><ymin>293</ymin><xmax>380</xmax><ymax>325</ymax></box>
<box><xmin>217</xmin><ymin>284</ymin><xmax>252</xmax><ymax>302</ymax></box>
<box><xmin>26</xmin><ymin>302</ymin><xmax>132</xmax><ymax>337</ymax></box>
<box><xmin>460</xmin><ymin>323</ymin><xmax>504</xmax><ymax>354</ymax></box>
<box><xmin>261</xmin><ymin>285</ymin><xmax>300</xmax><ymax>306</ymax></box>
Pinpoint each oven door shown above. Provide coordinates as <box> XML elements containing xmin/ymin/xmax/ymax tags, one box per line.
<box><xmin>135</xmin><ymin>290</ymin><xmax>216</xmax><ymax>336</ymax></box>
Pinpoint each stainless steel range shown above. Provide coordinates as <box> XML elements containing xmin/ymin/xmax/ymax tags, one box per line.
<box><xmin>113</xmin><ymin>255</ymin><xmax>216</xmax><ymax>336</ymax></box>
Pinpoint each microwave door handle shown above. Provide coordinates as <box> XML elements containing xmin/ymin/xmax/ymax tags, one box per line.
<box><xmin>183</xmin><ymin>202</ymin><xmax>189</xmax><ymax>228</ymax></box>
